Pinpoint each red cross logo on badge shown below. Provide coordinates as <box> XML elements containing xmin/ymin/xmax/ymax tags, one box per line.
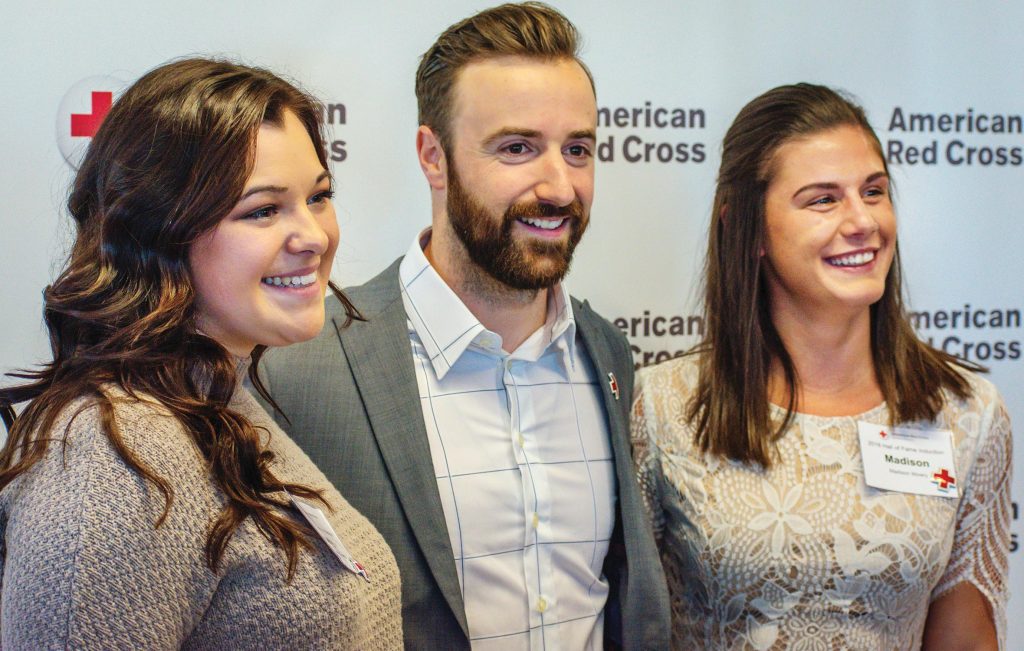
<box><xmin>607</xmin><ymin>372</ymin><xmax>619</xmax><ymax>401</ymax></box>
<box><xmin>932</xmin><ymin>468</ymin><xmax>956</xmax><ymax>491</ymax></box>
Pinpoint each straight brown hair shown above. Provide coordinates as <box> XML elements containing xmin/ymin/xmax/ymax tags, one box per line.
<box><xmin>688</xmin><ymin>83</ymin><xmax>977</xmax><ymax>467</ymax></box>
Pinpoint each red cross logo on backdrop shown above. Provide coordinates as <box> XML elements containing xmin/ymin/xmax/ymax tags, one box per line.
<box><xmin>70</xmin><ymin>91</ymin><xmax>113</xmax><ymax>137</ymax></box>
<box><xmin>879</xmin><ymin>430</ymin><xmax>888</xmax><ymax>439</ymax></box>
<box><xmin>932</xmin><ymin>468</ymin><xmax>956</xmax><ymax>491</ymax></box>
<box><xmin>57</xmin><ymin>75</ymin><xmax>125</xmax><ymax>169</ymax></box>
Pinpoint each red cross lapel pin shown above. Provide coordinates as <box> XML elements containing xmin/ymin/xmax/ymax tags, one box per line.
<box><xmin>608</xmin><ymin>372</ymin><xmax>620</xmax><ymax>401</ymax></box>
<box><xmin>932</xmin><ymin>468</ymin><xmax>956</xmax><ymax>492</ymax></box>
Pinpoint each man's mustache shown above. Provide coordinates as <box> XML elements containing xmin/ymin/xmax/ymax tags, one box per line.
<box><xmin>505</xmin><ymin>199</ymin><xmax>586</xmax><ymax>221</ymax></box>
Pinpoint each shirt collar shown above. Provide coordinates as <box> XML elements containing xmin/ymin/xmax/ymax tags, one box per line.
<box><xmin>399</xmin><ymin>228</ymin><xmax>578</xmax><ymax>380</ymax></box>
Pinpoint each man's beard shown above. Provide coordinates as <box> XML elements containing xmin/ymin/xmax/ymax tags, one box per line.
<box><xmin>446</xmin><ymin>164</ymin><xmax>588</xmax><ymax>291</ymax></box>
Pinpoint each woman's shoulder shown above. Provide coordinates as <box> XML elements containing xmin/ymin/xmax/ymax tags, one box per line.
<box><xmin>3</xmin><ymin>388</ymin><xmax>214</xmax><ymax>546</ymax></box>
<box><xmin>70</xmin><ymin>387</ymin><xmax>201</xmax><ymax>465</ymax></box>
<box><xmin>942</xmin><ymin>363</ymin><xmax>1006</xmax><ymax>416</ymax></box>
<box><xmin>9</xmin><ymin>387</ymin><xmax>211</xmax><ymax>505</ymax></box>
<box><xmin>636</xmin><ymin>350</ymin><xmax>702</xmax><ymax>396</ymax></box>
<box><xmin>931</xmin><ymin>364</ymin><xmax>1012</xmax><ymax>472</ymax></box>
<box><xmin>0</xmin><ymin>389</ymin><xmax>224</xmax><ymax>648</ymax></box>
<box><xmin>632</xmin><ymin>352</ymin><xmax>703</xmax><ymax>440</ymax></box>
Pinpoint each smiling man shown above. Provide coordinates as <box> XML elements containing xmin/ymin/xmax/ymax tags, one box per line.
<box><xmin>259</xmin><ymin>3</ymin><xmax>669</xmax><ymax>648</ymax></box>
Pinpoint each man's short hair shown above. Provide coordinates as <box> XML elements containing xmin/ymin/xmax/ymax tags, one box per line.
<box><xmin>415</xmin><ymin>1</ymin><xmax>593</xmax><ymax>152</ymax></box>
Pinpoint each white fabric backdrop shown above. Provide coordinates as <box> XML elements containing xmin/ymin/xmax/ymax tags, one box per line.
<box><xmin>2</xmin><ymin>0</ymin><xmax>1021</xmax><ymax>637</ymax></box>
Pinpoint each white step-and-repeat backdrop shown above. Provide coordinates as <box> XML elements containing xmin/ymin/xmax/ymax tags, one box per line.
<box><xmin>3</xmin><ymin>0</ymin><xmax>1021</xmax><ymax>638</ymax></box>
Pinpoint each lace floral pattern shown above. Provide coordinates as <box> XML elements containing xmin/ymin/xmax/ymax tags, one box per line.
<box><xmin>632</xmin><ymin>355</ymin><xmax>1012</xmax><ymax>650</ymax></box>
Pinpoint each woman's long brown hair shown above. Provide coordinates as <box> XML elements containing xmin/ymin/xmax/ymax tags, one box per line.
<box><xmin>688</xmin><ymin>83</ymin><xmax>978</xmax><ymax>467</ymax></box>
<box><xmin>0</xmin><ymin>58</ymin><xmax>361</xmax><ymax>578</ymax></box>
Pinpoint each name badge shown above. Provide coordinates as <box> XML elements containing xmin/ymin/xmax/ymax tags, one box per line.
<box><xmin>288</xmin><ymin>493</ymin><xmax>370</xmax><ymax>581</ymax></box>
<box><xmin>857</xmin><ymin>421</ymin><xmax>958</xmax><ymax>498</ymax></box>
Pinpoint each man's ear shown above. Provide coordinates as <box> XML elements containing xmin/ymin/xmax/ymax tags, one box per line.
<box><xmin>416</xmin><ymin>125</ymin><xmax>447</xmax><ymax>191</ymax></box>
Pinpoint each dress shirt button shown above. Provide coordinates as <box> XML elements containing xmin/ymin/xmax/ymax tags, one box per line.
<box><xmin>517</xmin><ymin>434</ymin><xmax>525</xmax><ymax>447</ymax></box>
<box><xmin>532</xmin><ymin>512</ymin><xmax>539</xmax><ymax>529</ymax></box>
<box><xmin>536</xmin><ymin>597</ymin><xmax>547</xmax><ymax>613</ymax></box>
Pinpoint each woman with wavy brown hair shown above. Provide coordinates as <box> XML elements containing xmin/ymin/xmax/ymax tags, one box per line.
<box><xmin>632</xmin><ymin>84</ymin><xmax>1011</xmax><ymax>649</ymax></box>
<box><xmin>0</xmin><ymin>58</ymin><xmax>401</xmax><ymax>648</ymax></box>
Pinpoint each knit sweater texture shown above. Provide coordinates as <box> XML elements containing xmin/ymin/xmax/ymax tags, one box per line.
<box><xmin>0</xmin><ymin>384</ymin><xmax>403</xmax><ymax>649</ymax></box>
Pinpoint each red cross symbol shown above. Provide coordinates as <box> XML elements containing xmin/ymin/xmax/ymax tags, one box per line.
<box><xmin>70</xmin><ymin>91</ymin><xmax>113</xmax><ymax>138</ymax></box>
<box><xmin>933</xmin><ymin>468</ymin><xmax>956</xmax><ymax>490</ymax></box>
<box><xmin>607</xmin><ymin>372</ymin><xmax>619</xmax><ymax>401</ymax></box>
<box><xmin>879</xmin><ymin>430</ymin><xmax>888</xmax><ymax>439</ymax></box>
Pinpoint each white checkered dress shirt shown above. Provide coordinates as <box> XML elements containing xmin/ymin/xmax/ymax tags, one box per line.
<box><xmin>399</xmin><ymin>232</ymin><xmax>616</xmax><ymax>650</ymax></box>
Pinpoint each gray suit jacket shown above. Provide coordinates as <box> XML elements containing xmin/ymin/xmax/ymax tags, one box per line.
<box><xmin>258</xmin><ymin>259</ymin><xmax>670</xmax><ymax>650</ymax></box>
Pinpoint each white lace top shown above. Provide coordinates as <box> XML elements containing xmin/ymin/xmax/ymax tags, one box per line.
<box><xmin>632</xmin><ymin>355</ymin><xmax>1012</xmax><ymax>650</ymax></box>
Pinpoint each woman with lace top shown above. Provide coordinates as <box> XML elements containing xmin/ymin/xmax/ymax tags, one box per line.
<box><xmin>631</xmin><ymin>83</ymin><xmax>1011</xmax><ymax>650</ymax></box>
<box><xmin>0</xmin><ymin>58</ymin><xmax>402</xmax><ymax>648</ymax></box>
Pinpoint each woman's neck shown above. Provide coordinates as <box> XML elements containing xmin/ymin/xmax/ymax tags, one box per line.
<box><xmin>768</xmin><ymin>304</ymin><xmax>883</xmax><ymax>416</ymax></box>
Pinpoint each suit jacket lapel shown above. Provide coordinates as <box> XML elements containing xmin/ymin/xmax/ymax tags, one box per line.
<box><xmin>574</xmin><ymin>300</ymin><xmax>673</xmax><ymax>648</ymax></box>
<box><xmin>337</xmin><ymin>283</ymin><xmax>470</xmax><ymax>637</ymax></box>
<box><xmin>574</xmin><ymin>301</ymin><xmax>630</xmax><ymax>445</ymax></box>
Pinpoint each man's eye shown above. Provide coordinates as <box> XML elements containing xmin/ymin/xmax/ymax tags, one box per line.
<box><xmin>567</xmin><ymin>144</ymin><xmax>592</xmax><ymax>158</ymax></box>
<box><xmin>504</xmin><ymin>143</ymin><xmax>528</xmax><ymax>155</ymax></box>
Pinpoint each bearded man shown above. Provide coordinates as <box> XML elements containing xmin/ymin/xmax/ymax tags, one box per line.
<box><xmin>259</xmin><ymin>4</ymin><xmax>669</xmax><ymax>649</ymax></box>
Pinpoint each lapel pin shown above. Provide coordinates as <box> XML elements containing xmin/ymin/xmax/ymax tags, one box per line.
<box><xmin>608</xmin><ymin>372</ymin><xmax>620</xmax><ymax>401</ymax></box>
